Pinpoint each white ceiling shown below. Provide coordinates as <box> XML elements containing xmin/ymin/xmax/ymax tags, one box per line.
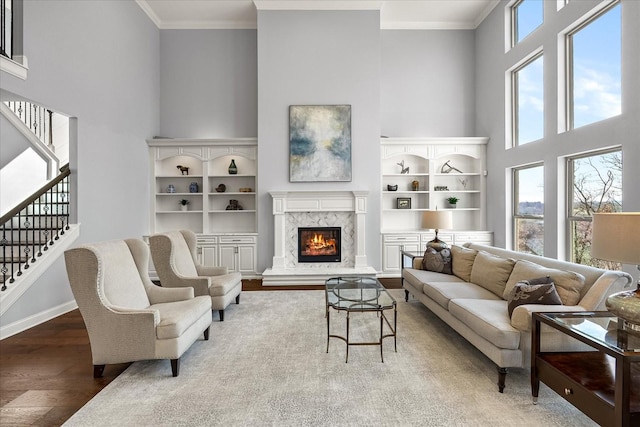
<box><xmin>136</xmin><ymin>0</ymin><xmax>501</xmax><ymax>30</ymax></box>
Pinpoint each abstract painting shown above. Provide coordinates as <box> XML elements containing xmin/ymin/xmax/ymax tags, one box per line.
<box><xmin>289</xmin><ymin>105</ymin><xmax>352</xmax><ymax>182</ymax></box>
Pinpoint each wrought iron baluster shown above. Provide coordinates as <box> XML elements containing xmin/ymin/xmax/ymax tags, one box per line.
<box><xmin>23</xmin><ymin>208</ymin><xmax>31</xmax><ymax>270</ymax></box>
<box><xmin>37</xmin><ymin>195</ymin><xmax>43</xmax><ymax>257</ymax></box>
<box><xmin>1</xmin><ymin>224</ymin><xmax>8</xmax><ymax>290</ymax></box>
<box><xmin>15</xmin><ymin>211</ymin><xmax>22</xmax><ymax>277</ymax></box>
<box><xmin>42</xmin><ymin>202</ymin><xmax>50</xmax><ymax>251</ymax></box>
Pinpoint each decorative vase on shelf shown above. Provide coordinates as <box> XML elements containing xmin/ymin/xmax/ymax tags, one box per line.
<box><xmin>228</xmin><ymin>159</ymin><xmax>238</xmax><ymax>175</ymax></box>
<box><xmin>189</xmin><ymin>182</ymin><xmax>199</xmax><ymax>193</ymax></box>
<box><xmin>166</xmin><ymin>184</ymin><xmax>176</xmax><ymax>193</ymax></box>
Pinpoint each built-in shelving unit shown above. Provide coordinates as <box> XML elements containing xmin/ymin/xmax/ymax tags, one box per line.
<box><xmin>147</xmin><ymin>138</ymin><xmax>258</xmax><ymax>276</ymax></box>
<box><xmin>380</xmin><ymin>137</ymin><xmax>493</xmax><ymax>276</ymax></box>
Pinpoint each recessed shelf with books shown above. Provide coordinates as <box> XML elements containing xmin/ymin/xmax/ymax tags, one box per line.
<box><xmin>380</xmin><ymin>137</ymin><xmax>493</xmax><ymax>276</ymax></box>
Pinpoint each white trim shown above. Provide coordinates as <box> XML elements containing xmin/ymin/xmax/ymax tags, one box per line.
<box><xmin>0</xmin><ymin>224</ymin><xmax>80</xmax><ymax>317</ymax></box>
<box><xmin>254</xmin><ymin>1</ymin><xmax>383</xmax><ymax>11</ymax></box>
<box><xmin>381</xmin><ymin>21</ymin><xmax>477</xmax><ymax>30</ymax></box>
<box><xmin>1</xmin><ymin>102</ymin><xmax>61</xmax><ymax>173</ymax></box>
<box><xmin>160</xmin><ymin>21</ymin><xmax>258</xmax><ymax>30</ymax></box>
<box><xmin>474</xmin><ymin>0</ymin><xmax>501</xmax><ymax>28</ymax></box>
<box><xmin>0</xmin><ymin>55</ymin><xmax>28</xmax><ymax>80</ymax></box>
<box><xmin>135</xmin><ymin>0</ymin><xmax>162</xmax><ymax>27</ymax></box>
<box><xmin>0</xmin><ymin>300</ymin><xmax>78</xmax><ymax>340</ymax></box>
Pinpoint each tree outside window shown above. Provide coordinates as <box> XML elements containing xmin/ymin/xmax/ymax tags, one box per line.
<box><xmin>514</xmin><ymin>164</ymin><xmax>544</xmax><ymax>255</ymax></box>
<box><xmin>568</xmin><ymin>149</ymin><xmax>622</xmax><ymax>269</ymax></box>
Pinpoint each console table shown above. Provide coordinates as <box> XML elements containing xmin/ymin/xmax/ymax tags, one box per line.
<box><xmin>532</xmin><ymin>312</ymin><xmax>640</xmax><ymax>426</ymax></box>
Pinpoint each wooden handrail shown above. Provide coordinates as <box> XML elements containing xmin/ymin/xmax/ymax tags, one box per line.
<box><xmin>0</xmin><ymin>164</ymin><xmax>70</xmax><ymax>226</ymax></box>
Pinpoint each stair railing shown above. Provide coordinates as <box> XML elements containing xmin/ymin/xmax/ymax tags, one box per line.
<box><xmin>4</xmin><ymin>101</ymin><xmax>54</xmax><ymax>150</ymax></box>
<box><xmin>1</xmin><ymin>164</ymin><xmax>71</xmax><ymax>290</ymax></box>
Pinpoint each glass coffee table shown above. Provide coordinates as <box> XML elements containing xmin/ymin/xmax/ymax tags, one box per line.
<box><xmin>325</xmin><ymin>276</ymin><xmax>397</xmax><ymax>363</ymax></box>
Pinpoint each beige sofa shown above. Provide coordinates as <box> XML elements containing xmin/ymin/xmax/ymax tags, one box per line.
<box><xmin>402</xmin><ymin>243</ymin><xmax>633</xmax><ymax>392</ymax></box>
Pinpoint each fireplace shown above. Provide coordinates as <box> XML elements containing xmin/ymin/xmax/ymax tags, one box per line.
<box><xmin>298</xmin><ymin>227</ymin><xmax>341</xmax><ymax>263</ymax></box>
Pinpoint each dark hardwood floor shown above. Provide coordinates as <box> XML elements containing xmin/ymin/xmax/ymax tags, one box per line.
<box><xmin>0</xmin><ymin>278</ymin><xmax>401</xmax><ymax>426</ymax></box>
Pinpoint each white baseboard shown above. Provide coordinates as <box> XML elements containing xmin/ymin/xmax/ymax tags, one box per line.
<box><xmin>0</xmin><ymin>300</ymin><xmax>78</xmax><ymax>340</ymax></box>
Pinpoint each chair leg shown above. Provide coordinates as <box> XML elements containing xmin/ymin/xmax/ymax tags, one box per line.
<box><xmin>236</xmin><ymin>294</ymin><xmax>241</xmax><ymax>304</ymax></box>
<box><xmin>204</xmin><ymin>326</ymin><xmax>210</xmax><ymax>341</ymax></box>
<box><xmin>218</xmin><ymin>309</ymin><xmax>224</xmax><ymax>322</ymax></box>
<box><xmin>171</xmin><ymin>358</ymin><xmax>180</xmax><ymax>377</ymax></box>
<box><xmin>93</xmin><ymin>364</ymin><xmax>105</xmax><ymax>378</ymax></box>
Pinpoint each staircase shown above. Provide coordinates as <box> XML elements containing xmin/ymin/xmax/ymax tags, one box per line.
<box><xmin>1</xmin><ymin>100</ymin><xmax>77</xmax><ymax>318</ymax></box>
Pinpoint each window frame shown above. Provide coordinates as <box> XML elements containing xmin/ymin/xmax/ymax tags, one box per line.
<box><xmin>565</xmin><ymin>0</ymin><xmax>621</xmax><ymax>131</ymax></box>
<box><xmin>513</xmin><ymin>163</ymin><xmax>545</xmax><ymax>254</ymax></box>
<box><xmin>511</xmin><ymin>50</ymin><xmax>544</xmax><ymax>147</ymax></box>
<box><xmin>565</xmin><ymin>147</ymin><xmax>623</xmax><ymax>264</ymax></box>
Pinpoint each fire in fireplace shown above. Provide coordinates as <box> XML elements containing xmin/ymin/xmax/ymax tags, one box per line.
<box><xmin>298</xmin><ymin>227</ymin><xmax>341</xmax><ymax>263</ymax></box>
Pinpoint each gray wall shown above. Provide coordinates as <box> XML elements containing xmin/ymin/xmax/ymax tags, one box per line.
<box><xmin>476</xmin><ymin>0</ymin><xmax>640</xmax><ymax>269</ymax></box>
<box><xmin>159</xmin><ymin>30</ymin><xmax>257</xmax><ymax>138</ymax></box>
<box><xmin>381</xmin><ymin>30</ymin><xmax>476</xmax><ymax>137</ymax></box>
<box><xmin>0</xmin><ymin>0</ymin><xmax>160</xmax><ymax>325</ymax></box>
<box><xmin>257</xmin><ymin>10</ymin><xmax>382</xmax><ymax>272</ymax></box>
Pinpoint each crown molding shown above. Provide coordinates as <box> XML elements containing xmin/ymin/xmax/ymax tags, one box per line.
<box><xmin>253</xmin><ymin>1</ymin><xmax>383</xmax><ymax>11</ymax></box>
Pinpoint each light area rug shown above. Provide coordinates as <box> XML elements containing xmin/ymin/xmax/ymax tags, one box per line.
<box><xmin>64</xmin><ymin>290</ymin><xmax>596</xmax><ymax>426</ymax></box>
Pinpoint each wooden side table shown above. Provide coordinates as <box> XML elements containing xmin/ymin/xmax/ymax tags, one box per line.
<box><xmin>532</xmin><ymin>312</ymin><xmax>640</xmax><ymax>426</ymax></box>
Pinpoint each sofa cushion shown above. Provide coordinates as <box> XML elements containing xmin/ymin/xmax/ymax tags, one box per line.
<box><xmin>423</xmin><ymin>282</ymin><xmax>501</xmax><ymax>311</ymax></box>
<box><xmin>470</xmin><ymin>251</ymin><xmax>516</xmax><ymax>298</ymax></box>
<box><xmin>507</xmin><ymin>280</ymin><xmax>562</xmax><ymax>317</ymax></box>
<box><xmin>403</xmin><ymin>268</ymin><xmax>464</xmax><ymax>290</ymax></box>
<box><xmin>503</xmin><ymin>260</ymin><xmax>586</xmax><ymax>305</ymax></box>
<box><xmin>208</xmin><ymin>272</ymin><xmax>242</xmax><ymax>297</ymax></box>
<box><xmin>451</xmin><ymin>245</ymin><xmax>478</xmax><ymax>282</ymax></box>
<box><xmin>422</xmin><ymin>247</ymin><xmax>453</xmax><ymax>274</ymax></box>
<box><xmin>449</xmin><ymin>299</ymin><xmax>521</xmax><ymax>350</ymax></box>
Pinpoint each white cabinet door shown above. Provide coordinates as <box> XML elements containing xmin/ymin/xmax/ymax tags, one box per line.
<box><xmin>219</xmin><ymin>245</ymin><xmax>237</xmax><ymax>272</ymax></box>
<box><xmin>382</xmin><ymin>234</ymin><xmax>421</xmax><ymax>273</ymax></box>
<box><xmin>201</xmin><ymin>246</ymin><xmax>218</xmax><ymax>267</ymax></box>
<box><xmin>237</xmin><ymin>245</ymin><xmax>256</xmax><ymax>274</ymax></box>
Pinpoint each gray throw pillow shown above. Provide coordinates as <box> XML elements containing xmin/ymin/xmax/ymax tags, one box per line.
<box><xmin>507</xmin><ymin>278</ymin><xmax>562</xmax><ymax>317</ymax></box>
<box><xmin>422</xmin><ymin>247</ymin><xmax>453</xmax><ymax>274</ymax></box>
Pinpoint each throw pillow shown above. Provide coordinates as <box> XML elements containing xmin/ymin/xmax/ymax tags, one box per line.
<box><xmin>503</xmin><ymin>260</ymin><xmax>586</xmax><ymax>305</ymax></box>
<box><xmin>469</xmin><ymin>251</ymin><xmax>516</xmax><ymax>297</ymax></box>
<box><xmin>451</xmin><ymin>245</ymin><xmax>478</xmax><ymax>282</ymax></box>
<box><xmin>507</xmin><ymin>280</ymin><xmax>563</xmax><ymax>317</ymax></box>
<box><xmin>422</xmin><ymin>247</ymin><xmax>453</xmax><ymax>274</ymax></box>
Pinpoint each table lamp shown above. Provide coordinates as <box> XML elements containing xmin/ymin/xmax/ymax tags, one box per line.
<box><xmin>591</xmin><ymin>212</ymin><xmax>640</xmax><ymax>331</ymax></box>
<box><xmin>422</xmin><ymin>210</ymin><xmax>453</xmax><ymax>251</ymax></box>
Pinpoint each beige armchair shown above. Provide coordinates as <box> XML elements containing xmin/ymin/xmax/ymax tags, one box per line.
<box><xmin>64</xmin><ymin>238</ymin><xmax>212</xmax><ymax>378</ymax></box>
<box><xmin>149</xmin><ymin>230</ymin><xmax>242</xmax><ymax>321</ymax></box>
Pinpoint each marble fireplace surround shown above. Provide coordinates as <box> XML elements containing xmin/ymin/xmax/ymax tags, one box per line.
<box><xmin>262</xmin><ymin>191</ymin><xmax>377</xmax><ymax>285</ymax></box>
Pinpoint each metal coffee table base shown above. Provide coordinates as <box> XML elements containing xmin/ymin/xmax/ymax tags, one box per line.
<box><xmin>326</xmin><ymin>307</ymin><xmax>397</xmax><ymax>363</ymax></box>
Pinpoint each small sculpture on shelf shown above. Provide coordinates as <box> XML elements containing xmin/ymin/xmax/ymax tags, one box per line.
<box><xmin>441</xmin><ymin>160</ymin><xmax>463</xmax><ymax>174</ymax></box>
<box><xmin>458</xmin><ymin>178</ymin><xmax>468</xmax><ymax>190</ymax></box>
<box><xmin>215</xmin><ymin>184</ymin><xmax>226</xmax><ymax>193</ymax></box>
<box><xmin>226</xmin><ymin>199</ymin><xmax>243</xmax><ymax>210</ymax></box>
<box><xmin>434</xmin><ymin>186</ymin><xmax>448</xmax><ymax>191</ymax></box>
<box><xmin>397</xmin><ymin>160</ymin><xmax>410</xmax><ymax>174</ymax></box>
<box><xmin>177</xmin><ymin>165</ymin><xmax>189</xmax><ymax>175</ymax></box>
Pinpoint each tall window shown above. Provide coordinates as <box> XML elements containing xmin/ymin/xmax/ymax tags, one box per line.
<box><xmin>568</xmin><ymin>2</ymin><xmax>621</xmax><ymax>129</ymax></box>
<box><xmin>513</xmin><ymin>53</ymin><xmax>544</xmax><ymax>146</ymax></box>
<box><xmin>568</xmin><ymin>149</ymin><xmax>622</xmax><ymax>268</ymax></box>
<box><xmin>514</xmin><ymin>164</ymin><xmax>544</xmax><ymax>255</ymax></box>
<box><xmin>511</xmin><ymin>0</ymin><xmax>543</xmax><ymax>46</ymax></box>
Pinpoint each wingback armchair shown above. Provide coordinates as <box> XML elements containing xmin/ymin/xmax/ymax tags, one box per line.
<box><xmin>64</xmin><ymin>238</ymin><xmax>212</xmax><ymax>377</ymax></box>
<box><xmin>149</xmin><ymin>230</ymin><xmax>242</xmax><ymax>321</ymax></box>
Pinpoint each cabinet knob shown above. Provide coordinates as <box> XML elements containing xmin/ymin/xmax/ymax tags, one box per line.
<box><xmin>564</xmin><ymin>388</ymin><xmax>573</xmax><ymax>396</ymax></box>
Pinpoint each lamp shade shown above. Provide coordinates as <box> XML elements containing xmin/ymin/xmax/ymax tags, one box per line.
<box><xmin>422</xmin><ymin>210</ymin><xmax>453</xmax><ymax>230</ymax></box>
<box><xmin>591</xmin><ymin>212</ymin><xmax>640</xmax><ymax>265</ymax></box>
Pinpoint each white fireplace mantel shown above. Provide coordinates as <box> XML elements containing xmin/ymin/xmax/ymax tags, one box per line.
<box><xmin>262</xmin><ymin>190</ymin><xmax>376</xmax><ymax>285</ymax></box>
